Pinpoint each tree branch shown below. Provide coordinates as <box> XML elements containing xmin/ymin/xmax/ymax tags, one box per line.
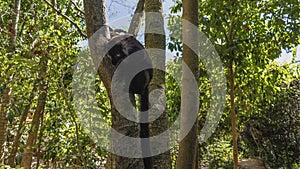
<box><xmin>43</xmin><ymin>0</ymin><xmax>87</xmax><ymax>38</ymax></box>
<box><xmin>70</xmin><ymin>0</ymin><xmax>85</xmax><ymax>16</ymax></box>
<box><xmin>128</xmin><ymin>0</ymin><xmax>145</xmax><ymax>37</ymax></box>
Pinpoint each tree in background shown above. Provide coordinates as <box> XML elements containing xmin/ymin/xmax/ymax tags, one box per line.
<box><xmin>0</xmin><ymin>0</ymin><xmax>88</xmax><ymax>168</ymax></box>
<box><xmin>242</xmin><ymin>68</ymin><xmax>300</xmax><ymax>168</ymax></box>
<box><xmin>0</xmin><ymin>0</ymin><xmax>21</xmax><ymax>161</ymax></box>
<box><xmin>0</xmin><ymin>0</ymin><xmax>299</xmax><ymax>168</ymax></box>
<box><xmin>169</xmin><ymin>0</ymin><xmax>300</xmax><ymax>168</ymax></box>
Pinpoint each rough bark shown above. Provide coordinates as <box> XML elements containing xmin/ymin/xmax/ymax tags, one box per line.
<box><xmin>20</xmin><ymin>56</ymin><xmax>48</xmax><ymax>169</ymax></box>
<box><xmin>0</xmin><ymin>0</ymin><xmax>21</xmax><ymax>161</ymax></box>
<box><xmin>83</xmin><ymin>0</ymin><xmax>109</xmax><ymax>39</ymax></box>
<box><xmin>176</xmin><ymin>0</ymin><xmax>199</xmax><ymax>168</ymax></box>
<box><xmin>144</xmin><ymin>0</ymin><xmax>171</xmax><ymax>168</ymax></box>
<box><xmin>83</xmin><ymin>0</ymin><xmax>142</xmax><ymax>168</ymax></box>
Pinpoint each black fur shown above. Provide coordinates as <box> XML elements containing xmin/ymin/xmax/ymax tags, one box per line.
<box><xmin>106</xmin><ymin>35</ymin><xmax>153</xmax><ymax>169</ymax></box>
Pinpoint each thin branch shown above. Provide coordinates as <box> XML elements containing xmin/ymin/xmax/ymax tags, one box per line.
<box><xmin>293</xmin><ymin>60</ymin><xmax>300</xmax><ymax>64</ymax></box>
<box><xmin>70</xmin><ymin>0</ymin><xmax>85</xmax><ymax>16</ymax></box>
<box><xmin>43</xmin><ymin>0</ymin><xmax>87</xmax><ymax>38</ymax></box>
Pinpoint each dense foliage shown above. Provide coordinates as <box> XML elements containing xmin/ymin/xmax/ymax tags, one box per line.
<box><xmin>0</xmin><ymin>0</ymin><xmax>299</xmax><ymax>168</ymax></box>
<box><xmin>169</xmin><ymin>0</ymin><xmax>300</xmax><ymax>168</ymax></box>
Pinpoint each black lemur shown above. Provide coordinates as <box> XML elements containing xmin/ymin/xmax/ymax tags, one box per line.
<box><xmin>106</xmin><ymin>34</ymin><xmax>153</xmax><ymax>169</ymax></box>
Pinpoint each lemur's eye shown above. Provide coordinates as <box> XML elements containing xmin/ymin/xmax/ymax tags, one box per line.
<box><xmin>116</xmin><ymin>53</ymin><xmax>121</xmax><ymax>58</ymax></box>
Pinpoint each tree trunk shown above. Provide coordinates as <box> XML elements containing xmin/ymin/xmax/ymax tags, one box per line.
<box><xmin>176</xmin><ymin>0</ymin><xmax>199</xmax><ymax>168</ymax></box>
<box><xmin>0</xmin><ymin>88</ymin><xmax>10</xmax><ymax>162</ymax></box>
<box><xmin>227</xmin><ymin>8</ymin><xmax>238</xmax><ymax>167</ymax></box>
<box><xmin>144</xmin><ymin>0</ymin><xmax>171</xmax><ymax>168</ymax></box>
<box><xmin>0</xmin><ymin>0</ymin><xmax>21</xmax><ymax>161</ymax></box>
<box><xmin>20</xmin><ymin>56</ymin><xmax>48</xmax><ymax>169</ymax></box>
<box><xmin>35</xmin><ymin>108</ymin><xmax>45</xmax><ymax>169</ymax></box>
<box><xmin>83</xmin><ymin>0</ymin><xmax>142</xmax><ymax>168</ymax></box>
<box><xmin>7</xmin><ymin>84</ymin><xmax>37</xmax><ymax>167</ymax></box>
<box><xmin>229</xmin><ymin>63</ymin><xmax>238</xmax><ymax>169</ymax></box>
<box><xmin>83</xmin><ymin>0</ymin><xmax>109</xmax><ymax>39</ymax></box>
<box><xmin>8</xmin><ymin>0</ymin><xmax>21</xmax><ymax>53</ymax></box>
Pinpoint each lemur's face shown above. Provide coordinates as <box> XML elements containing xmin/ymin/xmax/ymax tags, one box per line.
<box><xmin>108</xmin><ymin>44</ymin><xmax>127</xmax><ymax>66</ymax></box>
